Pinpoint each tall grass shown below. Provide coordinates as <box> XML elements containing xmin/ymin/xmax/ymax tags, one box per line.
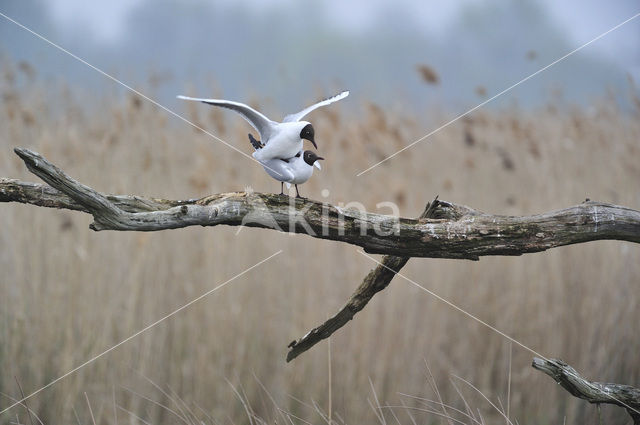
<box><xmin>1</xmin><ymin>59</ymin><xmax>639</xmax><ymax>424</ymax></box>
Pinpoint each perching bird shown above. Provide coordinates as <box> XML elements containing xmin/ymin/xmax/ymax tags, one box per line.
<box><xmin>249</xmin><ymin>133</ymin><xmax>323</xmax><ymax>198</ymax></box>
<box><xmin>177</xmin><ymin>91</ymin><xmax>349</xmax><ymax>161</ymax></box>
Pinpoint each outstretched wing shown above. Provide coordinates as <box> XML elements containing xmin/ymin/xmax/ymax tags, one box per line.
<box><xmin>282</xmin><ymin>90</ymin><xmax>349</xmax><ymax>123</ymax></box>
<box><xmin>177</xmin><ymin>95</ymin><xmax>277</xmax><ymax>140</ymax></box>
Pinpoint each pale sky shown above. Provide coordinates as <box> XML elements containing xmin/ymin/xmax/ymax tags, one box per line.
<box><xmin>45</xmin><ymin>0</ymin><xmax>639</xmax><ymax>76</ymax></box>
<box><xmin>47</xmin><ymin>0</ymin><xmax>471</xmax><ymax>42</ymax></box>
<box><xmin>46</xmin><ymin>0</ymin><xmax>638</xmax><ymax>45</ymax></box>
<box><xmin>4</xmin><ymin>0</ymin><xmax>637</xmax><ymax>111</ymax></box>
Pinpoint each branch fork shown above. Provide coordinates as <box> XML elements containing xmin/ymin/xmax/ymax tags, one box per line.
<box><xmin>2</xmin><ymin>148</ymin><xmax>640</xmax><ymax>361</ymax></box>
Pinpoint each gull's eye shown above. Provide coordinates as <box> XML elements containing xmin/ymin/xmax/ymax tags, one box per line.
<box><xmin>300</xmin><ymin>124</ymin><xmax>314</xmax><ymax>139</ymax></box>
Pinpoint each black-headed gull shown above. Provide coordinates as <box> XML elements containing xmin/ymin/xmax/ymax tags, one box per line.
<box><xmin>177</xmin><ymin>91</ymin><xmax>349</xmax><ymax>161</ymax></box>
<box><xmin>248</xmin><ymin>134</ymin><xmax>323</xmax><ymax>198</ymax></box>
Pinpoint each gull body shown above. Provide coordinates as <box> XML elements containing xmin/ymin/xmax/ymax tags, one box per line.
<box><xmin>252</xmin><ymin>121</ymin><xmax>312</xmax><ymax>161</ymax></box>
<box><xmin>177</xmin><ymin>91</ymin><xmax>349</xmax><ymax>161</ymax></box>
<box><xmin>249</xmin><ymin>134</ymin><xmax>322</xmax><ymax>197</ymax></box>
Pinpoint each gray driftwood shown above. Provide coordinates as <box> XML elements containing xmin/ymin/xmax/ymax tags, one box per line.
<box><xmin>286</xmin><ymin>198</ymin><xmax>440</xmax><ymax>361</ymax></box>
<box><xmin>532</xmin><ymin>357</ymin><xmax>640</xmax><ymax>424</ymax></box>
<box><xmin>2</xmin><ymin>148</ymin><xmax>640</xmax><ymax>361</ymax></box>
<box><xmin>4</xmin><ymin>148</ymin><xmax>640</xmax><ymax>260</ymax></box>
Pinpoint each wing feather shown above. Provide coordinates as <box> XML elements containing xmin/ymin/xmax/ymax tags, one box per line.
<box><xmin>282</xmin><ymin>90</ymin><xmax>349</xmax><ymax>123</ymax></box>
<box><xmin>177</xmin><ymin>95</ymin><xmax>276</xmax><ymax>139</ymax></box>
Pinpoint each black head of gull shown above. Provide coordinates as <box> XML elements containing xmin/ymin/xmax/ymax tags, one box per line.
<box><xmin>300</xmin><ymin>123</ymin><xmax>316</xmax><ymax>149</ymax></box>
<box><xmin>303</xmin><ymin>150</ymin><xmax>324</xmax><ymax>166</ymax></box>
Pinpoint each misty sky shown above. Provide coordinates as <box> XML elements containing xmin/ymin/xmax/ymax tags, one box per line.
<box><xmin>1</xmin><ymin>0</ymin><xmax>638</xmax><ymax>112</ymax></box>
<box><xmin>45</xmin><ymin>1</ymin><xmax>636</xmax><ymax>48</ymax></box>
<box><xmin>44</xmin><ymin>0</ymin><xmax>639</xmax><ymax>67</ymax></box>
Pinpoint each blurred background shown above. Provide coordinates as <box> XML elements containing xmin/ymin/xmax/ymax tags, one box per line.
<box><xmin>1</xmin><ymin>0</ymin><xmax>639</xmax><ymax>111</ymax></box>
<box><xmin>0</xmin><ymin>1</ymin><xmax>639</xmax><ymax>424</ymax></box>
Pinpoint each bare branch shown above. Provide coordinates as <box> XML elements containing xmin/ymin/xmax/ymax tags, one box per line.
<box><xmin>0</xmin><ymin>178</ymin><xmax>190</xmax><ymax>212</ymax></box>
<box><xmin>4</xmin><ymin>148</ymin><xmax>640</xmax><ymax>361</ymax></box>
<box><xmin>286</xmin><ymin>198</ymin><xmax>440</xmax><ymax>361</ymax></box>
<box><xmin>3</xmin><ymin>149</ymin><xmax>639</xmax><ymax>260</ymax></box>
<box><xmin>532</xmin><ymin>357</ymin><xmax>640</xmax><ymax>424</ymax></box>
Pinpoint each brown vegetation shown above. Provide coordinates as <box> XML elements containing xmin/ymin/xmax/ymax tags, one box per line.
<box><xmin>416</xmin><ymin>64</ymin><xmax>440</xmax><ymax>85</ymax></box>
<box><xmin>1</xmin><ymin>59</ymin><xmax>639</xmax><ymax>424</ymax></box>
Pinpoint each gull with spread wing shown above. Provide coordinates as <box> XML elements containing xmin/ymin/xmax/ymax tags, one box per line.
<box><xmin>177</xmin><ymin>91</ymin><xmax>349</xmax><ymax>161</ymax></box>
<box><xmin>247</xmin><ymin>133</ymin><xmax>323</xmax><ymax>198</ymax></box>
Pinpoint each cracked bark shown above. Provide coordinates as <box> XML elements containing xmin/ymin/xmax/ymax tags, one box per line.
<box><xmin>2</xmin><ymin>148</ymin><xmax>640</xmax><ymax>361</ymax></box>
<box><xmin>533</xmin><ymin>357</ymin><xmax>640</xmax><ymax>424</ymax></box>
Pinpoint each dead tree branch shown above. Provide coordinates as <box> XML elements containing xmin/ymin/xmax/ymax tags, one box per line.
<box><xmin>3</xmin><ymin>149</ymin><xmax>640</xmax><ymax>260</ymax></box>
<box><xmin>286</xmin><ymin>198</ymin><xmax>440</xmax><ymax>361</ymax></box>
<box><xmin>532</xmin><ymin>357</ymin><xmax>640</xmax><ymax>424</ymax></box>
<box><xmin>3</xmin><ymin>148</ymin><xmax>640</xmax><ymax>361</ymax></box>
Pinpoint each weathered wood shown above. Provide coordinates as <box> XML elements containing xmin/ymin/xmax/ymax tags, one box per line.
<box><xmin>532</xmin><ymin>357</ymin><xmax>640</xmax><ymax>424</ymax></box>
<box><xmin>3</xmin><ymin>149</ymin><xmax>640</xmax><ymax>261</ymax></box>
<box><xmin>0</xmin><ymin>178</ymin><xmax>191</xmax><ymax>212</ymax></box>
<box><xmin>286</xmin><ymin>198</ymin><xmax>440</xmax><ymax>361</ymax></box>
<box><xmin>3</xmin><ymin>148</ymin><xmax>640</xmax><ymax>362</ymax></box>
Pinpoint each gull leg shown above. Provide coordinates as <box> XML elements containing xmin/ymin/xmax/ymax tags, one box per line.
<box><xmin>295</xmin><ymin>185</ymin><xmax>302</xmax><ymax>198</ymax></box>
<box><xmin>280</xmin><ymin>182</ymin><xmax>284</xmax><ymax>196</ymax></box>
